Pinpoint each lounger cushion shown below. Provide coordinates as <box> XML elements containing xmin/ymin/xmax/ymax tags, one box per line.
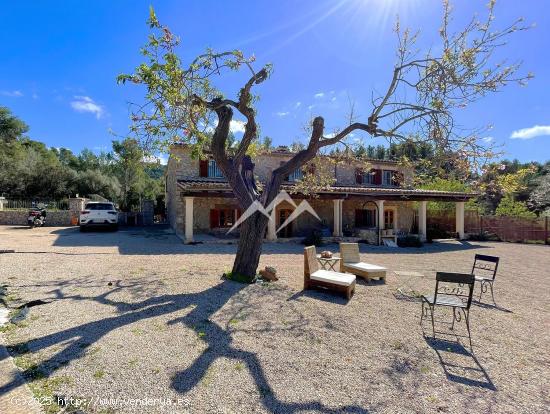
<box><xmin>345</xmin><ymin>262</ymin><xmax>387</xmax><ymax>273</ymax></box>
<box><xmin>310</xmin><ymin>270</ymin><xmax>356</xmax><ymax>286</ymax></box>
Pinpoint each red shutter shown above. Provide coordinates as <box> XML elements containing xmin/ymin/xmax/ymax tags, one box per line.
<box><xmin>209</xmin><ymin>209</ymin><xmax>219</xmax><ymax>228</ymax></box>
<box><xmin>280</xmin><ymin>161</ymin><xmax>289</xmax><ymax>181</ymax></box>
<box><xmin>374</xmin><ymin>169</ymin><xmax>382</xmax><ymax>185</ymax></box>
<box><xmin>355</xmin><ymin>169</ymin><xmax>363</xmax><ymax>184</ymax></box>
<box><xmin>199</xmin><ymin>159</ymin><xmax>208</xmax><ymax>177</ymax></box>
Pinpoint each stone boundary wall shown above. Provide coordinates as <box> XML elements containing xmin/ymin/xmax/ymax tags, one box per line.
<box><xmin>0</xmin><ymin>211</ymin><xmax>71</xmax><ymax>226</ymax></box>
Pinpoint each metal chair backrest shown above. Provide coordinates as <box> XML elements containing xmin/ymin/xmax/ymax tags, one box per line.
<box><xmin>340</xmin><ymin>243</ymin><xmax>360</xmax><ymax>264</ymax></box>
<box><xmin>472</xmin><ymin>254</ymin><xmax>499</xmax><ymax>281</ymax></box>
<box><xmin>434</xmin><ymin>272</ymin><xmax>475</xmax><ymax>309</ymax></box>
<box><xmin>304</xmin><ymin>246</ymin><xmax>319</xmax><ymax>278</ymax></box>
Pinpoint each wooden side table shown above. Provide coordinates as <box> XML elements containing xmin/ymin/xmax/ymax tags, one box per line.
<box><xmin>316</xmin><ymin>255</ymin><xmax>341</xmax><ymax>271</ymax></box>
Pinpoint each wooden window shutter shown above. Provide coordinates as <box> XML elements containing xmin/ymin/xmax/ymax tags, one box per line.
<box><xmin>209</xmin><ymin>209</ymin><xmax>219</xmax><ymax>228</ymax></box>
<box><xmin>199</xmin><ymin>159</ymin><xmax>208</xmax><ymax>177</ymax></box>
<box><xmin>280</xmin><ymin>161</ymin><xmax>289</xmax><ymax>181</ymax></box>
<box><xmin>355</xmin><ymin>168</ymin><xmax>363</xmax><ymax>184</ymax></box>
<box><xmin>374</xmin><ymin>169</ymin><xmax>382</xmax><ymax>185</ymax></box>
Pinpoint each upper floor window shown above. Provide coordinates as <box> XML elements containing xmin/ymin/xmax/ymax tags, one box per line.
<box><xmin>208</xmin><ymin>160</ymin><xmax>223</xmax><ymax>178</ymax></box>
<box><xmin>356</xmin><ymin>168</ymin><xmax>380</xmax><ymax>185</ymax></box>
<box><xmin>382</xmin><ymin>170</ymin><xmax>393</xmax><ymax>186</ymax></box>
<box><xmin>199</xmin><ymin>159</ymin><xmax>223</xmax><ymax>178</ymax></box>
<box><xmin>363</xmin><ymin>171</ymin><xmax>376</xmax><ymax>185</ymax></box>
<box><xmin>287</xmin><ymin>168</ymin><xmax>304</xmax><ymax>182</ymax></box>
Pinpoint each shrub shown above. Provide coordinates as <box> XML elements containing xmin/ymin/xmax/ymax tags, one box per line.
<box><xmin>397</xmin><ymin>235</ymin><xmax>423</xmax><ymax>248</ymax></box>
<box><xmin>301</xmin><ymin>230</ymin><xmax>323</xmax><ymax>247</ymax></box>
<box><xmin>426</xmin><ymin>225</ymin><xmax>451</xmax><ymax>241</ymax></box>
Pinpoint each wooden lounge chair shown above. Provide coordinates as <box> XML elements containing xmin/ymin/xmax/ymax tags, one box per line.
<box><xmin>339</xmin><ymin>242</ymin><xmax>387</xmax><ymax>282</ymax></box>
<box><xmin>304</xmin><ymin>246</ymin><xmax>356</xmax><ymax>299</ymax></box>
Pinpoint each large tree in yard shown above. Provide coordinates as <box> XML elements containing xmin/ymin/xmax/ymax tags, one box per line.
<box><xmin>119</xmin><ymin>1</ymin><xmax>531</xmax><ymax>281</ymax></box>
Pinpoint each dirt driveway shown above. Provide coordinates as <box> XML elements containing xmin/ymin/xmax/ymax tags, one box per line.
<box><xmin>0</xmin><ymin>225</ymin><xmax>549</xmax><ymax>413</ymax></box>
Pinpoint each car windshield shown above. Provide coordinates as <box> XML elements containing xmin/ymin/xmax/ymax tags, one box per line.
<box><xmin>85</xmin><ymin>203</ymin><xmax>115</xmax><ymax>211</ymax></box>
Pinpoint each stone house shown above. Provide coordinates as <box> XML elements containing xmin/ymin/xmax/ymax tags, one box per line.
<box><xmin>165</xmin><ymin>145</ymin><xmax>475</xmax><ymax>243</ymax></box>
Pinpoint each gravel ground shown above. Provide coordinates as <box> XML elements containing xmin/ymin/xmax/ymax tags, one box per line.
<box><xmin>0</xmin><ymin>225</ymin><xmax>549</xmax><ymax>414</ymax></box>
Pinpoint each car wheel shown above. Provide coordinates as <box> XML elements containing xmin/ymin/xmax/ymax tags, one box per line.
<box><xmin>79</xmin><ymin>226</ymin><xmax>86</xmax><ymax>232</ymax></box>
<box><xmin>111</xmin><ymin>224</ymin><xmax>119</xmax><ymax>232</ymax></box>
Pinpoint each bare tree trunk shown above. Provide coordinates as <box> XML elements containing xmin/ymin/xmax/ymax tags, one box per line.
<box><xmin>231</xmin><ymin>212</ymin><xmax>269</xmax><ymax>282</ymax></box>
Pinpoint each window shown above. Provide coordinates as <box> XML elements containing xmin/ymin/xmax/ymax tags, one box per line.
<box><xmin>384</xmin><ymin>209</ymin><xmax>395</xmax><ymax>229</ymax></box>
<box><xmin>382</xmin><ymin>170</ymin><xmax>393</xmax><ymax>186</ymax></box>
<box><xmin>355</xmin><ymin>209</ymin><xmax>377</xmax><ymax>228</ymax></box>
<box><xmin>287</xmin><ymin>168</ymin><xmax>303</xmax><ymax>182</ymax></box>
<box><xmin>356</xmin><ymin>168</ymin><xmax>381</xmax><ymax>185</ymax></box>
<box><xmin>363</xmin><ymin>171</ymin><xmax>376</xmax><ymax>185</ymax></box>
<box><xmin>85</xmin><ymin>203</ymin><xmax>115</xmax><ymax>211</ymax></box>
<box><xmin>208</xmin><ymin>160</ymin><xmax>223</xmax><ymax>178</ymax></box>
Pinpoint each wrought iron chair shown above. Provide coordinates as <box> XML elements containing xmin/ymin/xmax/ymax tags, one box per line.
<box><xmin>471</xmin><ymin>254</ymin><xmax>500</xmax><ymax>303</ymax></box>
<box><xmin>421</xmin><ymin>272</ymin><xmax>475</xmax><ymax>348</ymax></box>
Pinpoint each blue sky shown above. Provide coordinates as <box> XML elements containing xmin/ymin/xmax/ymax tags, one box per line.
<box><xmin>1</xmin><ymin>0</ymin><xmax>549</xmax><ymax>163</ymax></box>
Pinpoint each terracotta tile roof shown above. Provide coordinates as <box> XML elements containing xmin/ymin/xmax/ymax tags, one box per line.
<box><xmin>177</xmin><ymin>178</ymin><xmax>477</xmax><ymax>200</ymax></box>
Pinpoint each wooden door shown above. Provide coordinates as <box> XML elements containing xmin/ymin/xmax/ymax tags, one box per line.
<box><xmin>278</xmin><ymin>209</ymin><xmax>293</xmax><ymax>238</ymax></box>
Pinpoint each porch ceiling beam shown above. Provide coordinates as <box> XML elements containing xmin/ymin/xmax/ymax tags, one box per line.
<box><xmin>179</xmin><ymin>190</ymin><xmax>474</xmax><ymax>202</ymax></box>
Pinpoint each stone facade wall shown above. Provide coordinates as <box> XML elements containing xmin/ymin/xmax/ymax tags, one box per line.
<box><xmin>169</xmin><ymin>145</ymin><xmax>413</xmax><ymax>187</ymax></box>
<box><xmin>254</xmin><ymin>153</ymin><xmax>292</xmax><ymax>182</ymax></box>
<box><xmin>0</xmin><ymin>211</ymin><xmax>71</xmax><ymax>226</ymax></box>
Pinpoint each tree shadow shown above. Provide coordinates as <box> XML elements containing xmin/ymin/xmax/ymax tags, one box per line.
<box><xmin>286</xmin><ymin>289</ymin><xmax>351</xmax><ymax>306</ymax></box>
<box><xmin>424</xmin><ymin>336</ymin><xmax>496</xmax><ymax>391</ymax></box>
<box><xmin>471</xmin><ymin>299</ymin><xmax>513</xmax><ymax>313</ymax></box>
<box><xmin>1</xmin><ymin>278</ymin><xmax>370</xmax><ymax>413</ymax></box>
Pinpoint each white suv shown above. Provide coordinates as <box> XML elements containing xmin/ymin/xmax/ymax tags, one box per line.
<box><xmin>79</xmin><ymin>202</ymin><xmax>119</xmax><ymax>231</ymax></box>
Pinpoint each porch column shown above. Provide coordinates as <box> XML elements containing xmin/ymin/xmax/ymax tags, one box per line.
<box><xmin>456</xmin><ymin>201</ymin><xmax>465</xmax><ymax>240</ymax></box>
<box><xmin>376</xmin><ymin>200</ymin><xmax>385</xmax><ymax>230</ymax></box>
<box><xmin>418</xmin><ymin>201</ymin><xmax>427</xmax><ymax>242</ymax></box>
<box><xmin>184</xmin><ymin>196</ymin><xmax>194</xmax><ymax>243</ymax></box>
<box><xmin>333</xmin><ymin>199</ymin><xmax>343</xmax><ymax>237</ymax></box>
<box><xmin>375</xmin><ymin>200</ymin><xmax>385</xmax><ymax>245</ymax></box>
<box><xmin>266</xmin><ymin>211</ymin><xmax>277</xmax><ymax>241</ymax></box>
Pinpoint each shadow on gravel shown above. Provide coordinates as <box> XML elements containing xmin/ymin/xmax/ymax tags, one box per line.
<box><xmin>1</xmin><ymin>279</ymin><xmax>370</xmax><ymax>413</ymax></box>
<box><xmin>425</xmin><ymin>337</ymin><xmax>496</xmax><ymax>390</ymax></box>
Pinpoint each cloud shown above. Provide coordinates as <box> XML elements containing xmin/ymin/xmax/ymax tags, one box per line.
<box><xmin>276</xmin><ymin>111</ymin><xmax>290</xmax><ymax>117</ymax></box>
<box><xmin>314</xmin><ymin>92</ymin><xmax>324</xmax><ymax>99</ymax></box>
<box><xmin>294</xmin><ymin>102</ymin><xmax>302</xmax><ymax>109</ymax></box>
<box><xmin>70</xmin><ymin>96</ymin><xmax>104</xmax><ymax>119</ymax></box>
<box><xmin>32</xmin><ymin>93</ymin><xmax>39</xmax><ymax>100</ymax></box>
<box><xmin>1</xmin><ymin>90</ymin><xmax>23</xmax><ymax>97</ymax></box>
<box><xmin>510</xmin><ymin>125</ymin><xmax>550</xmax><ymax>140</ymax></box>
<box><xmin>229</xmin><ymin>120</ymin><xmax>246</xmax><ymax>134</ymax></box>
<box><xmin>482</xmin><ymin>136</ymin><xmax>494</xmax><ymax>143</ymax></box>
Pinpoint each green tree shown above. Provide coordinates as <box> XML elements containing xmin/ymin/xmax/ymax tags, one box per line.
<box><xmin>0</xmin><ymin>107</ymin><xmax>28</xmax><ymax>142</ymax></box>
<box><xmin>495</xmin><ymin>195</ymin><xmax>536</xmax><ymax>218</ymax></box>
<box><xmin>112</xmin><ymin>138</ymin><xmax>146</xmax><ymax>211</ymax></box>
